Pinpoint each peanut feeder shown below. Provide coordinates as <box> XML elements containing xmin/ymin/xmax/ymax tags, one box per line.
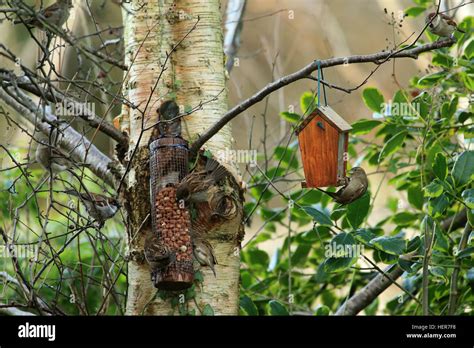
<box><xmin>149</xmin><ymin>135</ymin><xmax>194</xmax><ymax>290</ymax></box>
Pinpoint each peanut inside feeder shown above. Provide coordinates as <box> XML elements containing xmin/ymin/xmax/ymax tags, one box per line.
<box><xmin>149</xmin><ymin>137</ymin><xmax>194</xmax><ymax>290</ymax></box>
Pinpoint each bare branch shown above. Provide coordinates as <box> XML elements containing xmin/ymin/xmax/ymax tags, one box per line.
<box><xmin>190</xmin><ymin>38</ymin><xmax>455</xmax><ymax>154</ymax></box>
<box><xmin>0</xmin><ymin>69</ymin><xmax>128</xmax><ymax>145</ymax></box>
<box><xmin>0</xmin><ymin>86</ymin><xmax>117</xmax><ymax>187</ymax></box>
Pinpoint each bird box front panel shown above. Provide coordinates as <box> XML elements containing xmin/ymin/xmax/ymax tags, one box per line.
<box><xmin>298</xmin><ymin>115</ymin><xmax>339</xmax><ymax>187</ymax></box>
<box><xmin>337</xmin><ymin>132</ymin><xmax>349</xmax><ymax>183</ymax></box>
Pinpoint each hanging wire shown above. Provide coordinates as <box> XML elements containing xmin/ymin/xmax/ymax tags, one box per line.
<box><xmin>317</xmin><ymin>60</ymin><xmax>328</xmax><ymax>107</ymax></box>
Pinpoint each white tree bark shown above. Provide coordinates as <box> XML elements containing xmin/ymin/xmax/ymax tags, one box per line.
<box><xmin>122</xmin><ymin>0</ymin><xmax>242</xmax><ymax>315</ymax></box>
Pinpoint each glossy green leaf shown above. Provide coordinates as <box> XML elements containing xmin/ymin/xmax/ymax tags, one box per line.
<box><xmin>280</xmin><ymin>111</ymin><xmax>300</xmax><ymax>123</ymax></box>
<box><xmin>362</xmin><ymin>87</ymin><xmax>384</xmax><ymax>113</ymax></box>
<box><xmin>407</xmin><ymin>186</ymin><xmax>424</xmax><ymax>210</ymax></box>
<box><xmin>378</xmin><ymin>131</ymin><xmax>407</xmax><ymax>162</ymax></box>
<box><xmin>370</xmin><ymin>236</ymin><xmax>406</xmax><ymax>255</ymax></box>
<box><xmin>314</xmin><ymin>305</ymin><xmax>330</xmax><ymax>316</ymax></box>
<box><xmin>240</xmin><ymin>296</ymin><xmax>258</xmax><ymax>316</ymax></box>
<box><xmin>405</xmin><ymin>6</ymin><xmax>426</xmax><ymax>17</ymax></box>
<box><xmin>392</xmin><ymin>212</ymin><xmax>418</xmax><ymax>226</ymax></box>
<box><xmin>452</xmin><ymin>151</ymin><xmax>474</xmax><ymax>187</ymax></box>
<box><xmin>351</xmin><ymin>119</ymin><xmax>382</xmax><ymax>135</ymax></box>
<box><xmin>462</xmin><ymin>189</ymin><xmax>474</xmax><ymax>209</ymax></box>
<box><xmin>428</xmin><ymin>194</ymin><xmax>449</xmax><ymax>217</ymax></box>
<box><xmin>268</xmin><ymin>300</ymin><xmax>289</xmax><ymax>316</ymax></box>
<box><xmin>303</xmin><ymin>206</ymin><xmax>333</xmax><ymax>226</ymax></box>
<box><xmin>346</xmin><ymin>192</ymin><xmax>370</xmax><ymax>228</ymax></box>
<box><xmin>323</xmin><ymin>233</ymin><xmax>358</xmax><ymax>273</ymax></box>
<box><xmin>300</xmin><ymin>91</ymin><xmax>317</xmax><ymax>115</ymax></box>
<box><xmin>202</xmin><ymin>304</ymin><xmax>215</xmax><ymax>316</ymax></box>
<box><xmin>433</xmin><ymin>152</ymin><xmax>448</xmax><ymax>180</ymax></box>
<box><xmin>424</xmin><ymin>180</ymin><xmax>444</xmax><ymax>198</ymax></box>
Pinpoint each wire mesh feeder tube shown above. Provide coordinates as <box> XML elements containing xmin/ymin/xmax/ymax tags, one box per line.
<box><xmin>149</xmin><ymin>137</ymin><xmax>194</xmax><ymax>290</ymax></box>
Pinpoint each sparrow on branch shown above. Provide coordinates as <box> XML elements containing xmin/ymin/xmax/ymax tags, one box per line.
<box><xmin>317</xmin><ymin>167</ymin><xmax>368</xmax><ymax>205</ymax></box>
<box><xmin>65</xmin><ymin>190</ymin><xmax>120</xmax><ymax>225</ymax></box>
<box><xmin>426</xmin><ymin>12</ymin><xmax>465</xmax><ymax>38</ymax></box>
<box><xmin>14</xmin><ymin>0</ymin><xmax>73</xmax><ymax>30</ymax></box>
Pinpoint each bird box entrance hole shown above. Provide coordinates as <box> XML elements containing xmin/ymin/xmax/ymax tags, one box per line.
<box><xmin>149</xmin><ymin>137</ymin><xmax>194</xmax><ymax>290</ymax></box>
<box><xmin>295</xmin><ymin>105</ymin><xmax>352</xmax><ymax>188</ymax></box>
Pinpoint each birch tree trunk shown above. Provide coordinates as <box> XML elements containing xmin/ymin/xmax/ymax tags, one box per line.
<box><xmin>122</xmin><ymin>0</ymin><xmax>243</xmax><ymax>315</ymax></box>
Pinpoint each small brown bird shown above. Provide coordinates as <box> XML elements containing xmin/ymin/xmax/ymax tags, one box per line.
<box><xmin>426</xmin><ymin>12</ymin><xmax>465</xmax><ymax>38</ymax></box>
<box><xmin>65</xmin><ymin>190</ymin><xmax>120</xmax><ymax>225</ymax></box>
<box><xmin>192</xmin><ymin>237</ymin><xmax>218</xmax><ymax>277</ymax></box>
<box><xmin>158</xmin><ymin>100</ymin><xmax>181</xmax><ymax>137</ymax></box>
<box><xmin>317</xmin><ymin>167</ymin><xmax>368</xmax><ymax>205</ymax></box>
<box><xmin>35</xmin><ymin>134</ymin><xmax>73</xmax><ymax>173</ymax></box>
<box><xmin>14</xmin><ymin>0</ymin><xmax>73</xmax><ymax>29</ymax></box>
<box><xmin>176</xmin><ymin>158</ymin><xmax>230</xmax><ymax>203</ymax></box>
<box><xmin>144</xmin><ymin>233</ymin><xmax>176</xmax><ymax>284</ymax></box>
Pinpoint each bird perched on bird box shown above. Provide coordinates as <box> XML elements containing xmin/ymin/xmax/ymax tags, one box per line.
<box><xmin>317</xmin><ymin>167</ymin><xmax>368</xmax><ymax>205</ymax></box>
<box><xmin>426</xmin><ymin>12</ymin><xmax>465</xmax><ymax>38</ymax></box>
<box><xmin>14</xmin><ymin>0</ymin><xmax>73</xmax><ymax>30</ymax></box>
<box><xmin>65</xmin><ymin>190</ymin><xmax>120</xmax><ymax>226</ymax></box>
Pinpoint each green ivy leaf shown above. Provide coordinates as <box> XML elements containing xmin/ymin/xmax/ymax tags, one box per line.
<box><xmin>428</xmin><ymin>194</ymin><xmax>449</xmax><ymax>217</ymax></box>
<box><xmin>462</xmin><ymin>189</ymin><xmax>474</xmax><ymax>209</ymax></box>
<box><xmin>202</xmin><ymin>304</ymin><xmax>215</xmax><ymax>316</ymax></box>
<box><xmin>245</xmin><ymin>249</ymin><xmax>269</xmax><ymax>268</ymax></box>
<box><xmin>424</xmin><ymin>180</ymin><xmax>444</xmax><ymax>198</ymax></box>
<box><xmin>353</xmin><ymin>228</ymin><xmax>377</xmax><ymax>246</ymax></box>
<box><xmin>398</xmin><ymin>258</ymin><xmax>415</xmax><ymax>273</ymax></box>
<box><xmin>417</xmin><ymin>71</ymin><xmax>447</xmax><ymax>87</ymax></box>
<box><xmin>346</xmin><ymin>192</ymin><xmax>370</xmax><ymax>228</ymax></box>
<box><xmin>280</xmin><ymin>111</ymin><xmax>300</xmax><ymax>124</ymax></box>
<box><xmin>268</xmin><ymin>300</ymin><xmax>289</xmax><ymax>316</ymax></box>
<box><xmin>240</xmin><ymin>296</ymin><xmax>258</xmax><ymax>315</ymax></box>
<box><xmin>452</xmin><ymin>151</ymin><xmax>474</xmax><ymax>187</ymax></box>
<box><xmin>300</xmin><ymin>91</ymin><xmax>317</xmax><ymax>115</ymax></box>
<box><xmin>362</xmin><ymin>87</ymin><xmax>384</xmax><ymax>113</ymax></box>
<box><xmin>378</xmin><ymin>131</ymin><xmax>407</xmax><ymax>162</ymax></box>
<box><xmin>433</xmin><ymin>152</ymin><xmax>448</xmax><ymax>180</ymax></box>
<box><xmin>351</xmin><ymin>119</ymin><xmax>382</xmax><ymax>135</ymax></box>
<box><xmin>314</xmin><ymin>305</ymin><xmax>330</xmax><ymax>316</ymax></box>
<box><xmin>465</xmin><ymin>40</ymin><xmax>474</xmax><ymax>59</ymax></box>
<box><xmin>291</xmin><ymin>244</ymin><xmax>312</xmax><ymax>266</ymax></box>
<box><xmin>404</xmin><ymin>6</ymin><xmax>426</xmax><ymax>17</ymax></box>
<box><xmin>407</xmin><ymin>186</ymin><xmax>424</xmax><ymax>210</ymax></box>
<box><xmin>370</xmin><ymin>236</ymin><xmax>406</xmax><ymax>255</ymax></box>
<box><xmin>323</xmin><ymin>233</ymin><xmax>358</xmax><ymax>273</ymax></box>
<box><xmin>456</xmin><ymin>246</ymin><xmax>474</xmax><ymax>259</ymax></box>
<box><xmin>392</xmin><ymin>212</ymin><xmax>418</xmax><ymax>226</ymax></box>
<box><xmin>303</xmin><ymin>206</ymin><xmax>333</xmax><ymax>226</ymax></box>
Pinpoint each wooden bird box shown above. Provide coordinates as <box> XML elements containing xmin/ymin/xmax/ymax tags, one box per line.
<box><xmin>295</xmin><ymin>105</ymin><xmax>352</xmax><ymax>188</ymax></box>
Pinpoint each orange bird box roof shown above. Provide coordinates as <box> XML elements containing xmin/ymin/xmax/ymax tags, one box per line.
<box><xmin>295</xmin><ymin>105</ymin><xmax>352</xmax><ymax>135</ymax></box>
